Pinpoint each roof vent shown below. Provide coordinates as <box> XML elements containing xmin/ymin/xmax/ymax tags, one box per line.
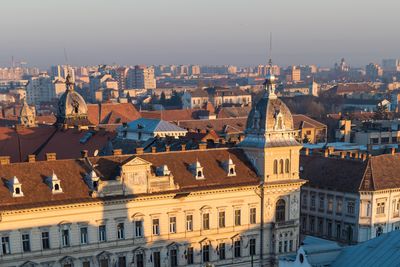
<box><xmin>11</xmin><ymin>176</ymin><xmax>24</xmax><ymax>197</ymax></box>
<box><xmin>49</xmin><ymin>171</ymin><xmax>63</xmax><ymax>194</ymax></box>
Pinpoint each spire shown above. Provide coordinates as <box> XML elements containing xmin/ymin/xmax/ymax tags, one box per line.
<box><xmin>263</xmin><ymin>32</ymin><xmax>277</xmax><ymax>99</ymax></box>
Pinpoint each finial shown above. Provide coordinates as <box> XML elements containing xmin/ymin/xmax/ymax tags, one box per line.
<box><xmin>65</xmin><ymin>72</ymin><xmax>74</xmax><ymax>91</ymax></box>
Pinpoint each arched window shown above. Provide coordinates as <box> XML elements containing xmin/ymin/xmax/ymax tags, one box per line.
<box><xmin>273</xmin><ymin>160</ymin><xmax>278</xmax><ymax>174</ymax></box>
<box><xmin>55</xmin><ymin>184</ymin><xmax>60</xmax><ymax>191</ymax></box>
<box><xmin>279</xmin><ymin>159</ymin><xmax>284</xmax><ymax>174</ymax></box>
<box><xmin>15</xmin><ymin>187</ymin><xmax>20</xmax><ymax>194</ymax></box>
<box><xmin>230</xmin><ymin>168</ymin><xmax>234</xmax><ymax>175</ymax></box>
<box><xmin>276</xmin><ymin>199</ymin><xmax>286</xmax><ymax>222</ymax></box>
<box><xmin>285</xmin><ymin>159</ymin><xmax>290</xmax><ymax>173</ymax></box>
<box><xmin>198</xmin><ymin>171</ymin><xmax>202</xmax><ymax>177</ymax></box>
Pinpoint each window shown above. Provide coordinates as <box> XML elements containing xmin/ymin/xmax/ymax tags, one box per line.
<box><xmin>187</xmin><ymin>247</ymin><xmax>194</xmax><ymax>264</ymax></box>
<box><xmin>310</xmin><ymin>217</ymin><xmax>315</xmax><ymax>232</ymax></box>
<box><xmin>336</xmin><ymin>224</ymin><xmax>341</xmax><ymax>239</ymax></box>
<box><xmin>249</xmin><ymin>239</ymin><xmax>256</xmax><ymax>256</ymax></box>
<box><xmin>118</xmin><ymin>256</ymin><xmax>126</xmax><ymax>267</ymax></box>
<box><xmin>276</xmin><ymin>199</ymin><xmax>286</xmax><ymax>222</ymax></box>
<box><xmin>219</xmin><ymin>211</ymin><xmax>226</xmax><ymax>228</ymax></box>
<box><xmin>273</xmin><ymin>160</ymin><xmax>278</xmax><ymax>174</ymax></box>
<box><xmin>364</xmin><ymin>201</ymin><xmax>371</xmax><ymax>217</ymax></box>
<box><xmin>250</xmin><ymin>208</ymin><xmax>256</xmax><ymax>224</ymax></box>
<box><xmin>289</xmin><ymin>240</ymin><xmax>293</xmax><ymax>251</ymax></box>
<box><xmin>234</xmin><ymin>240</ymin><xmax>241</xmax><ymax>257</ymax></box>
<box><xmin>279</xmin><ymin>159</ymin><xmax>284</xmax><ymax>174</ymax></box>
<box><xmin>284</xmin><ymin>240</ymin><xmax>288</xmax><ymax>252</ymax></box>
<box><xmin>186</xmin><ymin>215</ymin><xmax>193</xmax><ymax>231</ymax></box>
<box><xmin>279</xmin><ymin>241</ymin><xmax>282</xmax><ymax>253</ymax></box>
<box><xmin>1</xmin><ymin>236</ymin><xmax>10</xmax><ymax>255</ymax></box>
<box><xmin>377</xmin><ymin>201</ymin><xmax>385</xmax><ymax>214</ymax></box>
<box><xmin>318</xmin><ymin>218</ymin><xmax>324</xmax><ymax>235</ymax></box>
<box><xmin>202</xmin><ymin>244</ymin><xmax>210</xmax><ymax>262</ymax></box>
<box><xmin>153</xmin><ymin>251</ymin><xmax>161</xmax><ymax>267</ymax></box>
<box><xmin>22</xmin><ymin>233</ymin><xmax>30</xmax><ymax>252</ymax></box>
<box><xmin>327</xmin><ymin>221</ymin><xmax>332</xmax><ymax>237</ymax></box>
<box><xmin>319</xmin><ymin>195</ymin><xmax>325</xmax><ymax>211</ymax></box>
<box><xmin>170</xmin><ymin>249</ymin><xmax>178</xmax><ymax>267</ymax></box>
<box><xmin>327</xmin><ymin>197</ymin><xmax>333</xmax><ymax>212</ymax></box>
<box><xmin>376</xmin><ymin>226</ymin><xmax>383</xmax><ymax>237</ymax></box>
<box><xmin>285</xmin><ymin>159</ymin><xmax>290</xmax><ymax>173</ymax></box>
<box><xmin>79</xmin><ymin>227</ymin><xmax>88</xmax><ymax>245</ymax></box>
<box><xmin>381</xmin><ymin>137</ymin><xmax>389</xmax><ymax>144</ymax></box>
<box><xmin>392</xmin><ymin>137</ymin><xmax>398</xmax><ymax>143</ymax></box>
<box><xmin>152</xmin><ymin>219</ymin><xmax>160</xmax><ymax>235</ymax></box>
<box><xmin>99</xmin><ymin>225</ymin><xmax>106</xmax><ymax>242</ymax></box>
<box><xmin>62</xmin><ymin>229</ymin><xmax>70</xmax><ymax>247</ymax></box>
<box><xmin>83</xmin><ymin>261</ymin><xmax>91</xmax><ymax>267</ymax></box>
<box><xmin>347</xmin><ymin>201</ymin><xmax>355</xmax><ymax>214</ymax></box>
<box><xmin>336</xmin><ymin>198</ymin><xmax>343</xmax><ymax>214</ymax></box>
<box><xmin>136</xmin><ymin>253</ymin><xmax>144</xmax><ymax>267</ymax></box>
<box><xmin>202</xmin><ymin>213</ymin><xmax>210</xmax><ymax>230</ymax></box>
<box><xmin>218</xmin><ymin>243</ymin><xmax>226</xmax><ymax>260</ymax></box>
<box><xmin>371</xmin><ymin>138</ymin><xmax>379</xmax><ymax>144</ymax></box>
<box><xmin>302</xmin><ymin>193</ymin><xmax>308</xmax><ymax>208</ymax></box>
<box><xmin>135</xmin><ymin>221</ymin><xmax>143</xmax><ymax>237</ymax></box>
<box><xmin>310</xmin><ymin>194</ymin><xmax>316</xmax><ymax>209</ymax></box>
<box><xmin>42</xmin><ymin>231</ymin><xmax>50</xmax><ymax>250</ymax></box>
<box><xmin>169</xmin><ymin>217</ymin><xmax>177</xmax><ymax>233</ymax></box>
<box><xmin>234</xmin><ymin>209</ymin><xmax>241</xmax><ymax>226</ymax></box>
<box><xmin>117</xmin><ymin>223</ymin><xmax>125</xmax><ymax>240</ymax></box>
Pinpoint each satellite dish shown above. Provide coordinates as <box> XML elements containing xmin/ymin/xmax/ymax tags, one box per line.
<box><xmin>94</xmin><ymin>150</ymin><xmax>99</xmax><ymax>157</ymax></box>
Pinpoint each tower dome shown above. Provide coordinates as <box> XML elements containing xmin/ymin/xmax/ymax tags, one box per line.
<box><xmin>18</xmin><ymin>98</ymin><xmax>36</xmax><ymax>127</ymax></box>
<box><xmin>56</xmin><ymin>74</ymin><xmax>90</xmax><ymax>127</ymax></box>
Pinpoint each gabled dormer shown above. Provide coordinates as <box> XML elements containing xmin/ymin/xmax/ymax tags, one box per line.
<box><xmin>191</xmin><ymin>160</ymin><xmax>204</xmax><ymax>180</ymax></box>
<box><xmin>49</xmin><ymin>171</ymin><xmax>63</xmax><ymax>194</ymax></box>
<box><xmin>223</xmin><ymin>156</ymin><xmax>236</xmax><ymax>176</ymax></box>
<box><xmin>85</xmin><ymin>170</ymin><xmax>100</xmax><ymax>190</ymax></box>
<box><xmin>10</xmin><ymin>176</ymin><xmax>24</xmax><ymax>197</ymax></box>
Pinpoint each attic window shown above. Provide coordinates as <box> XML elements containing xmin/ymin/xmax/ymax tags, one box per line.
<box><xmin>192</xmin><ymin>160</ymin><xmax>204</xmax><ymax>180</ymax></box>
<box><xmin>224</xmin><ymin>156</ymin><xmax>236</xmax><ymax>176</ymax></box>
<box><xmin>49</xmin><ymin>172</ymin><xmax>63</xmax><ymax>194</ymax></box>
<box><xmin>11</xmin><ymin>176</ymin><xmax>24</xmax><ymax>197</ymax></box>
<box><xmin>156</xmin><ymin>165</ymin><xmax>171</xmax><ymax>176</ymax></box>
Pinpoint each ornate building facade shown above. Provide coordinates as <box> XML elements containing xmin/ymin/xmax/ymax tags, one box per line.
<box><xmin>0</xmin><ymin>62</ymin><xmax>304</xmax><ymax>267</ymax></box>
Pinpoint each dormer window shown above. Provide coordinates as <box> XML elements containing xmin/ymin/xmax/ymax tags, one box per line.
<box><xmin>192</xmin><ymin>160</ymin><xmax>204</xmax><ymax>180</ymax></box>
<box><xmin>156</xmin><ymin>165</ymin><xmax>171</xmax><ymax>176</ymax></box>
<box><xmin>86</xmin><ymin>170</ymin><xmax>100</xmax><ymax>190</ymax></box>
<box><xmin>11</xmin><ymin>176</ymin><xmax>24</xmax><ymax>197</ymax></box>
<box><xmin>223</xmin><ymin>156</ymin><xmax>236</xmax><ymax>176</ymax></box>
<box><xmin>49</xmin><ymin>172</ymin><xmax>63</xmax><ymax>194</ymax></box>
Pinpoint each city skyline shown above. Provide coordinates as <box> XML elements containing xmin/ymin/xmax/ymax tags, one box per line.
<box><xmin>1</xmin><ymin>0</ymin><xmax>399</xmax><ymax>68</ymax></box>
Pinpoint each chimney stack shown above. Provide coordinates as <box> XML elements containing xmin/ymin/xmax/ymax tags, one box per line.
<box><xmin>136</xmin><ymin>147</ymin><xmax>144</xmax><ymax>155</ymax></box>
<box><xmin>324</xmin><ymin>149</ymin><xmax>329</xmax><ymax>157</ymax></box>
<box><xmin>28</xmin><ymin>154</ymin><xmax>36</xmax><ymax>163</ymax></box>
<box><xmin>181</xmin><ymin>144</ymin><xmax>186</xmax><ymax>151</ymax></box>
<box><xmin>304</xmin><ymin>148</ymin><xmax>309</xmax><ymax>156</ymax></box>
<box><xmin>340</xmin><ymin>151</ymin><xmax>346</xmax><ymax>159</ymax></box>
<box><xmin>151</xmin><ymin>146</ymin><xmax>157</xmax><ymax>153</ymax></box>
<box><xmin>0</xmin><ymin>156</ymin><xmax>10</xmax><ymax>165</ymax></box>
<box><xmin>46</xmin><ymin>153</ymin><xmax>57</xmax><ymax>161</ymax></box>
<box><xmin>113</xmin><ymin>149</ymin><xmax>122</xmax><ymax>156</ymax></box>
<box><xmin>165</xmin><ymin>145</ymin><xmax>170</xmax><ymax>152</ymax></box>
<box><xmin>199</xmin><ymin>143</ymin><xmax>207</xmax><ymax>150</ymax></box>
<box><xmin>391</xmin><ymin>147</ymin><xmax>396</xmax><ymax>155</ymax></box>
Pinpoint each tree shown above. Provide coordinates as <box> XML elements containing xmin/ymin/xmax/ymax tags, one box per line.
<box><xmin>159</xmin><ymin>92</ymin><xmax>167</xmax><ymax>106</ymax></box>
<box><xmin>169</xmin><ymin>91</ymin><xmax>182</xmax><ymax>108</ymax></box>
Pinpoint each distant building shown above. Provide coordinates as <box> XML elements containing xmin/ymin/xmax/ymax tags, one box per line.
<box><xmin>18</xmin><ymin>99</ymin><xmax>36</xmax><ymax>127</ymax></box>
<box><xmin>279</xmin><ymin>81</ymin><xmax>319</xmax><ymax>97</ymax></box>
<box><xmin>127</xmin><ymin>65</ymin><xmax>156</xmax><ymax>89</ymax></box>
<box><xmin>26</xmin><ymin>73</ymin><xmax>54</xmax><ymax>104</ymax></box>
<box><xmin>284</xmin><ymin>66</ymin><xmax>301</xmax><ymax>82</ymax></box>
<box><xmin>365</xmin><ymin>63</ymin><xmax>383</xmax><ymax>80</ymax></box>
<box><xmin>382</xmin><ymin>59</ymin><xmax>400</xmax><ymax>73</ymax></box>
<box><xmin>189</xmin><ymin>65</ymin><xmax>201</xmax><ymax>75</ymax></box>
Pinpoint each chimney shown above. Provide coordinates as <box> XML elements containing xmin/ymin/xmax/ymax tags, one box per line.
<box><xmin>46</xmin><ymin>153</ymin><xmax>56</xmax><ymax>161</ymax></box>
<box><xmin>361</xmin><ymin>153</ymin><xmax>368</xmax><ymax>161</ymax></box>
<box><xmin>324</xmin><ymin>149</ymin><xmax>329</xmax><ymax>157</ymax></box>
<box><xmin>113</xmin><ymin>149</ymin><xmax>122</xmax><ymax>156</ymax></box>
<box><xmin>304</xmin><ymin>148</ymin><xmax>309</xmax><ymax>156</ymax></box>
<box><xmin>354</xmin><ymin>152</ymin><xmax>359</xmax><ymax>159</ymax></box>
<box><xmin>347</xmin><ymin>151</ymin><xmax>352</xmax><ymax>159</ymax></box>
<box><xmin>151</xmin><ymin>146</ymin><xmax>157</xmax><ymax>153</ymax></box>
<box><xmin>28</xmin><ymin>154</ymin><xmax>36</xmax><ymax>163</ymax></box>
<box><xmin>328</xmin><ymin>146</ymin><xmax>334</xmax><ymax>154</ymax></box>
<box><xmin>391</xmin><ymin>147</ymin><xmax>396</xmax><ymax>155</ymax></box>
<box><xmin>220</xmin><ymin>138</ymin><xmax>226</xmax><ymax>145</ymax></box>
<box><xmin>199</xmin><ymin>143</ymin><xmax>207</xmax><ymax>150</ymax></box>
<box><xmin>0</xmin><ymin>156</ymin><xmax>10</xmax><ymax>165</ymax></box>
<box><xmin>136</xmin><ymin>147</ymin><xmax>144</xmax><ymax>155</ymax></box>
<box><xmin>181</xmin><ymin>144</ymin><xmax>186</xmax><ymax>151</ymax></box>
<box><xmin>165</xmin><ymin>145</ymin><xmax>170</xmax><ymax>152</ymax></box>
<box><xmin>340</xmin><ymin>151</ymin><xmax>346</xmax><ymax>159</ymax></box>
<box><xmin>81</xmin><ymin>150</ymin><xmax>88</xmax><ymax>158</ymax></box>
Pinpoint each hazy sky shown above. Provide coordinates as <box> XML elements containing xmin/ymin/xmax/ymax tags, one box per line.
<box><xmin>0</xmin><ymin>0</ymin><xmax>399</xmax><ymax>68</ymax></box>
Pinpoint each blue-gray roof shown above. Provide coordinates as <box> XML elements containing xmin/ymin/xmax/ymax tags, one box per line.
<box><xmin>332</xmin><ymin>230</ymin><xmax>400</xmax><ymax>267</ymax></box>
<box><xmin>126</xmin><ymin>118</ymin><xmax>187</xmax><ymax>134</ymax></box>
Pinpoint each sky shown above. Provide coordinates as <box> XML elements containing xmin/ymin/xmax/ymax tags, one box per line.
<box><xmin>0</xmin><ymin>0</ymin><xmax>399</xmax><ymax>68</ymax></box>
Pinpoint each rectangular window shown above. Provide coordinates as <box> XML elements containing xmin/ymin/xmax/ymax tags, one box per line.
<box><xmin>153</xmin><ymin>251</ymin><xmax>161</xmax><ymax>267</ymax></box>
<box><xmin>327</xmin><ymin>221</ymin><xmax>332</xmax><ymax>237</ymax></box>
<box><xmin>1</xmin><ymin>236</ymin><xmax>10</xmax><ymax>255</ymax></box>
<box><xmin>284</xmin><ymin>240</ymin><xmax>288</xmax><ymax>252</ymax></box>
<box><xmin>336</xmin><ymin>198</ymin><xmax>343</xmax><ymax>214</ymax></box>
<box><xmin>278</xmin><ymin>241</ymin><xmax>282</xmax><ymax>253</ymax></box>
<box><xmin>289</xmin><ymin>240</ymin><xmax>293</xmax><ymax>251</ymax></box>
<box><xmin>187</xmin><ymin>247</ymin><xmax>194</xmax><ymax>264</ymax></box>
<box><xmin>99</xmin><ymin>225</ymin><xmax>107</xmax><ymax>242</ymax></box>
<box><xmin>117</xmin><ymin>223</ymin><xmax>125</xmax><ymax>240</ymax></box>
<box><xmin>83</xmin><ymin>261</ymin><xmax>90</xmax><ymax>267</ymax></box>
<box><xmin>170</xmin><ymin>249</ymin><xmax>178</xmax><ymax>267</ymax></box>
<box><xmin>319</xmin><ymin>195</ymin><xmax>325</xmax><ymax>211</ymax></box>
<box><xmin>318</xmin><ymin>218</ymin><xmax>324</xmax><ymax>235</ymax></box>
<box><xmin>310</xmin><ymin>194</ymin><xmax>316</xmax><ymax>209</ymax></box>
<box><xmin>310</xmin><ymin>217</ymin><xmax>315</xmax><ymax>233</ymax></box>
<box><xmin>249</xmin><ymin>239</ymin><xmax>256</xmax><ymax>256</ymax></box>
<box><xmin>186</xmin><ymin>215</ymin><xmax>193</xmax><ymax>232</ymax></box>
<box><xmin>234</xmin><ymin>210</ymin><xmax>241</xmax><ymax>226</ymax></box>
<box><xmin>234</xmin><ymin>240</ymin><xmax>241</xmax><ymax>257</ymax></box>
<box><xmin>62</xmin><ymin>229</ymin><xmax>70</xmax><ymax>247</ymax></box>
<box><xmin>22</xmin><ymin>233</ymin><xmax>30</xmax><ymax>252</ymax></box>
<box><xmin>135</xmin><ymin>221</ymin><xmax>143</xmax><ymax>237</ymax></box>
<box><xmin>41</xmin><ymin>231</ymin><xmax>50</xmax><ymax>250</ymax></box>
<box><xmin>250</xmin><ymin>208</ymin><xmax>256</xmax><ymax>224</ymax></box>
<box><xmin>202</xmin><ymin>244</ymin><xmax>210</xmax><ymax>262</ymax></box>
<box><xmin>169</xmin><ymin>217</ymin><xmax>177</xmax><ymax>234</ymax></box>
<box><xmin>135</xmin><ymin>254</ymin><xmax>144</xmax><ymax>267</ymax></box>
<box><xmin>80</xmin><ymin>227</ymin><xmax>88</xmax><ymax>244</ymax></box>
<box><xmin>202</xmin><ymin>213</ymin><xmax>210</xmax><ymax>230</ymax></box>
<box><xmin>302</xmin><ymin>193</ymin><xmax>308</xmax><ymax>208</ymax></box>
<box><xmin>347</xmin><ymin>201</ymin><xmax>355</xmax><ymax>214</ymax></box>
<box><xmin>218</xmin><ymin>211</ymin><xmax>226</xmax><ymax>228</ymax></box>
<box><xmin>152</xmin><ymin>219</ymin><xmax>160</xmax><ymax>235</ymax></box>
<box><xmin>336</xmin><ymin>223</ymin><xmax>341</xmax><ymax>239</ymax></box>
<box><xmin>218</xmin><ymin>243</ymin><xmax>226</xmax><ymax>260</ymax></box>
<box><xmin>377</xmin><ymin>201</ymin><xmax>385</xmax><ymax>214</ymax></box>
<box><xmin>118</xmin><ymin>256</ymin><xmax>126</xmax><ymax>267</ymax></box>
<box><xmin>392</xmin><ymin>137</ymin><xmax>398</xmax><ymax>143</ymax></box>
<box><xmin>327</xmin><ymin>197</ymin><xmax>333</xmax><ymax>212</ymax></box>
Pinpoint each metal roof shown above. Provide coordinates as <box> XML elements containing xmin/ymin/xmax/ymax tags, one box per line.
<box><xmin>126</xmin><ymin>118</ymin><xmax>187</xmax><ymax>134</ymax></box>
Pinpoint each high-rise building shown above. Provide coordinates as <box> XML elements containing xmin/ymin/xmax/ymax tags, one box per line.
<box><xmin>26</xmin><ymin>73</ymin><xmax>55</xmax><ymax>104</ymax></box>
<box><xmin>366</xmin><ymin>63</ymin><xmax>383</xmax><ymax>80</ymax></box>
<box><xmin>189</xmin><ymin>65</ymin><xmax>201</xmax><ymax>75</ymax></box>
<box><xmin>49</xmin><ymin>65</ymin><xmax>75</xmax><ymax>82</ymax></box>
<box><xmin>127</xmin><ymin>65</ymin><xmax>156</xmax><ymax>89</ymax></box>
<box><xmin>382</xmin><ymin>59</ymin><xmax>400</xmax><ymax>72</ymax></box>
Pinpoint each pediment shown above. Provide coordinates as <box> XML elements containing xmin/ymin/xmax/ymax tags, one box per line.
<box><xmin>121</xmin><ymin>156</ymin><xmax>152</xmax><ymax>167</ymax></box>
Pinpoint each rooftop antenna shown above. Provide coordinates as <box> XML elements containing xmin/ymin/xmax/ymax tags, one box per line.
<box><xmin>63</xmin><ymin>48</ymin><xmax>69</xmax><ymax>64</ymax></box>
<box><xmin>268</xmin><ymin>32</ymin><xmax>272</xmax><ymax>65</ymax></box>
